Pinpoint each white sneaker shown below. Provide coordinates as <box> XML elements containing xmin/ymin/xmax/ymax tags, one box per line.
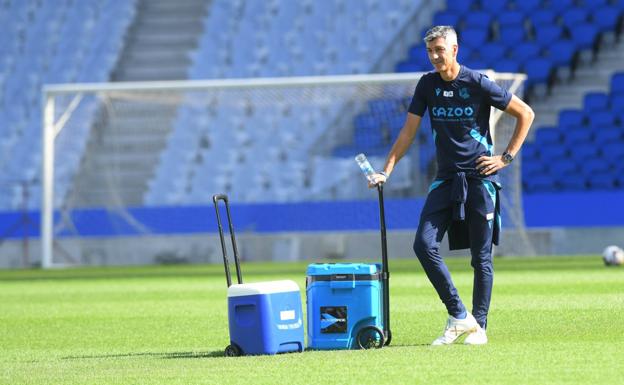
<box><xmin>464</xmin><ymin>325</ymin><xmax>488</xmax><ymax>345</ymax></box>
<box><xmin>431</xmin><ymin>313</ymin><xmax>479</xmax><ymax>345</ymax></box>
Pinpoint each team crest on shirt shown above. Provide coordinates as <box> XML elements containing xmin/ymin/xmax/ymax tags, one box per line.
<box><xmin>459</xmin><ymin>87</ymin><xmax>470</xmax><ymax>99</ymax></box>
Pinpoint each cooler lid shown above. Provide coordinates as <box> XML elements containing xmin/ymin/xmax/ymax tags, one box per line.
<box><xmin>227</xmin><ymin>280</ymin><xmax>300</xmax><ymax>297</ymax></box>
<box><xmin>306</xmin><ymin>263</ymin><xmax>380</xmax><ymax>276</ymax></box>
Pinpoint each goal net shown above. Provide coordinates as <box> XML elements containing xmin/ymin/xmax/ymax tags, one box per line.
<box><xmin>41</xmin><ymin>72</ymin><xmax>532</xmax><ymax>268</ymax></box>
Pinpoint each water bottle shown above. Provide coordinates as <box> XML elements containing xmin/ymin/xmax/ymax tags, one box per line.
<box><xmin>355</xmin><ymin>153</ymin><xmax>375</xmax><ymax>182</ymax></box>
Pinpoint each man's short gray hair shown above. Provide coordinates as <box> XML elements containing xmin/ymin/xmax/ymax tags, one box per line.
<box><xmin>423</xmin><ymin>26</ymin><xmax>458</xmax><ymax>45</ymax></box>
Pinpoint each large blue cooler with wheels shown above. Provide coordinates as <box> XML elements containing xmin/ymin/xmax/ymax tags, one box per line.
<box><xmin>306</xmin><ymin>263</ymin><xmax>385</xmax><ymax>349</ymax></box>
<box><xmin>227</xmin><ymin>280</ymin><xmax>304</xmax><ymax>355</ymax></box>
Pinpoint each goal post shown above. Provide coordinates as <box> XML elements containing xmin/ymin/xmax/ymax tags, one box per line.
<box><xmin>41</xmin><ymin>72</ymin><xmax>531</xmax><ymax>268</ymax></box>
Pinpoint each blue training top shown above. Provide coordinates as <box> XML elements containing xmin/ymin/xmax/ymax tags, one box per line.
<box><xmin>408</xmin><ymin>65</ymin><xmax>512</xmax><ymax>181</ymax></box>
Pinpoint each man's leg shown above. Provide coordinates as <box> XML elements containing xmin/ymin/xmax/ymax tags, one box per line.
<box><xmin>466</xmin><ymin>180</ymin><xmax>496</xmax><ymax>330</ymax></box>
<box><xmin>413</xmin><ymin>185</ymin><xmax>466</xmax><ymax>318</ymax></box>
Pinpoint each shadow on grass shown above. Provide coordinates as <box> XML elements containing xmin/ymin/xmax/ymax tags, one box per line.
<box><xmin>62</xmin><ymin>350</ymin><xmax>225</xmax><ymax>360</ymax></box>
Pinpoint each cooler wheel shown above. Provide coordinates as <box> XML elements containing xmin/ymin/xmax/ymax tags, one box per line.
<box><xmin>356</xmin><ymin>326</ymin><xmax>385</xmax><ymax>349</ymax></box>
<box><xmin>224</xmin><ymin>344</ymin><xmax>242</xmax><ymax>357</ymax></box>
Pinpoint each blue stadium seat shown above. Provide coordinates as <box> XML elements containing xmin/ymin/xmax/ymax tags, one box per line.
<box><xmin>477</xmin><ymin>42</ymin><xmax>507</xmax><ymax>63</ymax></box>
<box><xmin>591</xmin><ymin>6</ymin><xmax>623</xmax><ymax>32</ymax></box>
<box><xmin>556</xmin><ymin>174</ymin><xmax>588</xmax><ymax>191</ymax></box>
<box><xmin>547</xmin><ymin>40</ymin><xmax>577</xmax><ymax>67</ymax></box>
<box><xmin>569</xmin><ymin>23</ymin><xmax>599</xmax><ymax>50</ymax></box>
<box><xmin>464</xmin><ymin>58</ymin><xmax>488</xmax><ymax>70</ymax></box>
<box><xmin>521</xmin><ymin>142</ymin><xmax>540</xmax><ymax>160</ymax></box>
<box><xmin>483</xmin><ymin>0</ymin><xmax>509</xmax><ymax>14</ymax></box>
<box><xmin>515</xmin><ymin>0</ymin><xmax>541</xmax><ymax>14</ymax></box>
<box><xmin>564</xmin><ymin>127</ymin><xmax>593</xmax><ymax>145</ymax></box>
<box><xmin>593</xmin><ymin>127</ymin><xmax>623</xmax><ymax>143</ymax></box>
<box><xmin>460</xmin><ymin>27</ymin><xmax>489</xmax><ymax>48</ymax></box>
<box><xmin>610</xmin><ymin>73</ymin><xmax>624</xmax><ymax>94</ymax></box>
<box><xmin>508</xmin><ymin>42</ymin><xmax>540</xmax><ymax>63</ymax></box>
<box><xmin>495</xmin><ymin>59</ymin><xmax>521</xmax><ymax>72</ymax></box>
<box><xmin>524</xmin><ymin>174</ymin><xmax>557</xmax><ymax>193</ymax></box>
<box><xmin>559</xmin><ymin>109</ymin><xmax>586</xmax><ymax>128</ymax></box>
<box><xmin>453</xmin><ymin>0</ymin><xmax>479</xmax><ymax>13</ymax></box>
<box><xmin>571</xmin><ymin>144</ymin><xmax>599</xmax><ymax>160</ymax></box>
<box><xmin>561</xmin><ymin>8</ymin><xmax>590</xmax><ymax>30</ymax></box>
<box><xmin>535</xmin><ymin>127</ymin><xmax>563</xmax><ymax>145</ymax></box>
<box><xmin>610</xmin><ymin>94</ymin><xmax>624</xmax><ymax>111</ymax></box>
<box><xmin>550</xmin><ymin>159</ymin><xmax>579</xmax><ymax>177</ymax></box>
<box><xmin>600</xmin><ymin>141</ymin><xmax>624</xmax><ymax>164</ymax></box>
<box><xmin>587</xmin><ymin>173</ymin><xmax>617</xmax><ymax>190</ymax></box>
<box><xmin>433</xmin><ymin>10</ymin><xmax>461</xmax><ymax>27</ymax></box>
<box><xmin>368</xmin><ymin>98</ymin><xmax>402</xmax><ymax>116</ymax></box>
<box><xmin>464</xmin><ymin>11</ymin><xmax>493</xmax><ymax>29</ymax></box>
<box><xmin>547</xmin><ymin>0</ymin><xmax>575</xmax><ymax>13</ymax></box>
<box><xmin>584</xmin><ymin>92</ymin><xmax>610</xmax><ymax>112</ymax></box>
<box><xmin>354</xmin><ymin>114</ymin><xmax>382</xmax><ymax>132</ymax></box>
<box><xmin>497</xmin><ymin>11</ymin><xmax>525</xmax><ymax>27</ymax></box>
<box><xmin>408</xmin><ymin>44</ymin><xmax>431</xmax><ymax>66</ymax></box>
<box><xmin>534</xmin><ymin>25</ymin><xmax>563</xmax><ymax>47</ymax></box>
<box><xmin>522</xmin><ymin>157</ymin><xmax>543</xmax><ymax>177</ymax></box>
<box><xmin>541</xmin><ymin>143</ymin><xmax>568</xmax><ymax>158</ymax></box>
<box><xmin>581</xmin><ymin>159</ymin><xmax>610</xmax><ymax>175</ymax></box>
<box><xmin>588</xmin><ymin>110</ymin><xmax>617</xmax><ymax>129</ymax></box>
<box><xmin>498</xmin><ymin>25</ymin><xmax>526</xmax><ymax>47</ymax></box>
<box><xmin>529</xmin><ymin>9</ymin><xmax>557</xmax><ymax>27</ymax></box>
<box><xmin>524</xmin><ymin>58</ymin><xmax>553</xmax><ymax>86</ymax></box>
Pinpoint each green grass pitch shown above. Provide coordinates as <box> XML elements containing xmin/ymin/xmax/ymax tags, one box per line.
<box><xmin>1</xmin><ymin>256</ymin><xmax>623</xmax><ymax>384</ymax></box>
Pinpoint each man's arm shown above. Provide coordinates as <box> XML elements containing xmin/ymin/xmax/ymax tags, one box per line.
<box><xmin>368</xmin><ymin>112</ymin><xmax>422</xmax><ymax>187</ymax></box>
<box><xmin>476</xmin><ymin>94</ymin><xmax>535</xmax><ymax>176</ymax></box>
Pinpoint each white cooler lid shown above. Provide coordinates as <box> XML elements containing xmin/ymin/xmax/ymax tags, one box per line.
<box><xmin>227</xmin><ymin>280</ymin><xmax>300</xmax><ymax>297</ymax></box>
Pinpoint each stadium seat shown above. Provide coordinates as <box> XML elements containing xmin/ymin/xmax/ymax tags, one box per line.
<box><xmin>464</xmin><ymin>11</ymin><xmax>493</xmax><ymax>29</ymax></box>
<box><xmin>550</xmin><ymin>159</ymin><xmax>579</xmax><ymax>177</ymax></box>
<box><xmin>559</xmin><ymin>109</ymin><xmax>586</xmax><ymax>128</ymax></box>
<box><xmin>534</xmin><ymin>25</ymin><xmax>563</xmax><ymax>47</ymax></box>
<box><xmin>524</xmin><ymin>174</ymin><xmax>557</xmax><ymax>193</ymax></box>
<box><xmin>564</xmin><ymin>127</ymin><xmax>593</xmax><ymax>145</ymax></box>
<box><xmin>587</xmin><ymin>173</ymin><xmax>617</xmax><ymax>190</ymax></box>
<box><xmin>495</xmin><ymin>59</ymin><xmax>521</xmax><ymax>72</ymax></box>
<box><xmin>610</xmin><ymin>73</ymin><xmax>624</xmax><ymax>94</ymax></box>
<box><xmin>571</xmin><ymin>144</ymin><xmax>599</xmax><ymax>160</ymax></box>
<box><xmin>514</xmin><ymin>0</ymin><xmax>541</xmax><ymax>14</ymax></box>
<box><xmin>498</xmin><ymin>26</ymin><xmax>526</xmax><ymax>47</ymax></box>
<box><xmin>541</xmin><ymin>142</ymin><xmax>568</xmax><ymax>159</ymax></box>
<box><xmin>546</xmin><ymin>40</ymin><xmax>577</xmax><ymax>67</ymax></box>
<box><xmin>476</xmin><ymin>43</ymin><xmax>507</xmax><ymax>63</ymax></box>
<box><xmin>508</xmin><ymin>42</ymin><xmax>540</xmax><ymax>63</ymax></box>
<box><xmin>569</xmin><ymin>23</ymin><xmax>600</xmax><ymax>50</ymax></box>
<box><xmin>591</xmin><ymin>6</ymin><xmax>622</xmax><ymax>32</ymax></box>
<box><xmin>561</xmin><ymin>8</ymin><xmax>590</xmax><ymax>30</ymax></box>
<box><xmin>535</xmin><ymin>127</ymin><xmax>563</xmax><ymax>145</ymax></box>
<box><xmin>523</xmin><ymin>58</ymin><xmax>553</xmax><ymax>86</ymax></box>
<box><xmin>496</xmin><ymin>11</ymin><xmax>525</xmax><ymax>28</ymax></box>
<box><xmin>581</xmin><ymin>159</ymin><xmax>611</xmax><ymax>175</ymax></box>
<box><xmin>547</xmin><ymin>0</ymin><xmax>575</xmax><ymax>13</ymax></box>
<box><xmin>600</xmin><ymin>141</ymin><xmax>624</xmax><ymax>163</ymax></box>
<box><xmin>593</xmin><ymin>127</ymin><xmax>623</xmax><ymax>143</ymax></box>
<box><xmin>460</xmin><ymin>27</ymin><xmax>490</xmax><ymax>48</ymax></box>
<box><xmin>433</xmin><ymin>10</ymin><xmax>461</xmax><ymax>27</ymax></box>
<box><xmin>584</xmin><ymin>92</ymin><xmax>610</xmax><ymax>112</ymax></box>
<box><xmin>610</xmin><ymin>94</ymin><xmax>624</xmax><ymax>111</ymax></box>
<box><xmin>556</xmin><ymin>174</ymin><xmax>588</xmax><ymax>191</ymax></box>
<box><xmin>529</xmin><ymin>9</ymin><xmax>557</xmax><ymax>27</ymax></box>
<box><xmin>588</xmin><ymin>111</ymin><xmax>617</xmax><ymax>129</ymax></box>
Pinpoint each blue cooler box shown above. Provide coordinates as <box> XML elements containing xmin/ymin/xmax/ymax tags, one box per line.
<box><xmin>227</xmin><ymin>280</ymin><xmax>304</xmax><ymax>355</ymax></box>
<box><xmin>306</xmin><ymin>263</ymin><xmax>383</xmax><ymax>349</ymax></box>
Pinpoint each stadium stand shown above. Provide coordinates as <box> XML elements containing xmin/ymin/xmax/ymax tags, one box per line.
<box><xmin>0</xmin><ymin>0</ymin><xmax>137</xmax><ymax>210</ymax></box>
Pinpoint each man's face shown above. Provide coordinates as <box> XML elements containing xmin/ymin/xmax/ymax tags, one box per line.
<box><xmin>426</xmin><ymin>36</ymin><xmax>457</xmax><ymax>72</ymax></box>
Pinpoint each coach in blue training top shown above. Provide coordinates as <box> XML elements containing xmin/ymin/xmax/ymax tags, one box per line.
<box><xmin>369</xmin><ymin>26</ymin><xmax>534</xmax><ymax>345</ymax></box>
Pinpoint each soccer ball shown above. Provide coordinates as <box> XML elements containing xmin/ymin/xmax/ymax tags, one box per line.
<box><xmin>602</xmin><ymin>245</ymin><xmax>624</xmax><ymax>266</ymax></box>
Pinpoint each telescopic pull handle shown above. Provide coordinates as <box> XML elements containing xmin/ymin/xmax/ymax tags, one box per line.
<box><xmin>213</xmin><ymin>194</ymin><xmax>243</xmax><ymax>287</ymax></box>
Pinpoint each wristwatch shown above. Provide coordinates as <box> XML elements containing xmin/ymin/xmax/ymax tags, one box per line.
<box><xmin>501</xmin><ymin>151</ymin><xmax>514</xmax><ymax>164</ymax></box>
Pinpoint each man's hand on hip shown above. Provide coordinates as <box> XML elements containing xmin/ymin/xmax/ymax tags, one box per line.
<box><xmin>476</xmin><ymin>155</ymin><xmax>507</xmax><ymax>176</ymax></box>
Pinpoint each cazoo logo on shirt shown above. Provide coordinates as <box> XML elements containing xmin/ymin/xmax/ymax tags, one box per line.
<box><xmin>431</xmin><ymin>105</ymin><xmax>475</xmax><ymax>119</ymax></box>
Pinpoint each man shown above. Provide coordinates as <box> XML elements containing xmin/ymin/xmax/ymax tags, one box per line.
<box><xmin>368</xmin><ymin>26</ymin><xmax>534</xmax><ymax>345</ymax></box>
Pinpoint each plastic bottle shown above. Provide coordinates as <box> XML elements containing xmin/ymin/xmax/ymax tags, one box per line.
<box><xmin>355</xmin><ymin>153</ymin><xmax>375</xmax><ymax>182</ymax></box>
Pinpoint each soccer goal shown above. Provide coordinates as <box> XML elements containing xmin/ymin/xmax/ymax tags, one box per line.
<box><xmin>41</xmin><ymin>71</ymin><xmax>531</xmax><ymax>268</ymax></box>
